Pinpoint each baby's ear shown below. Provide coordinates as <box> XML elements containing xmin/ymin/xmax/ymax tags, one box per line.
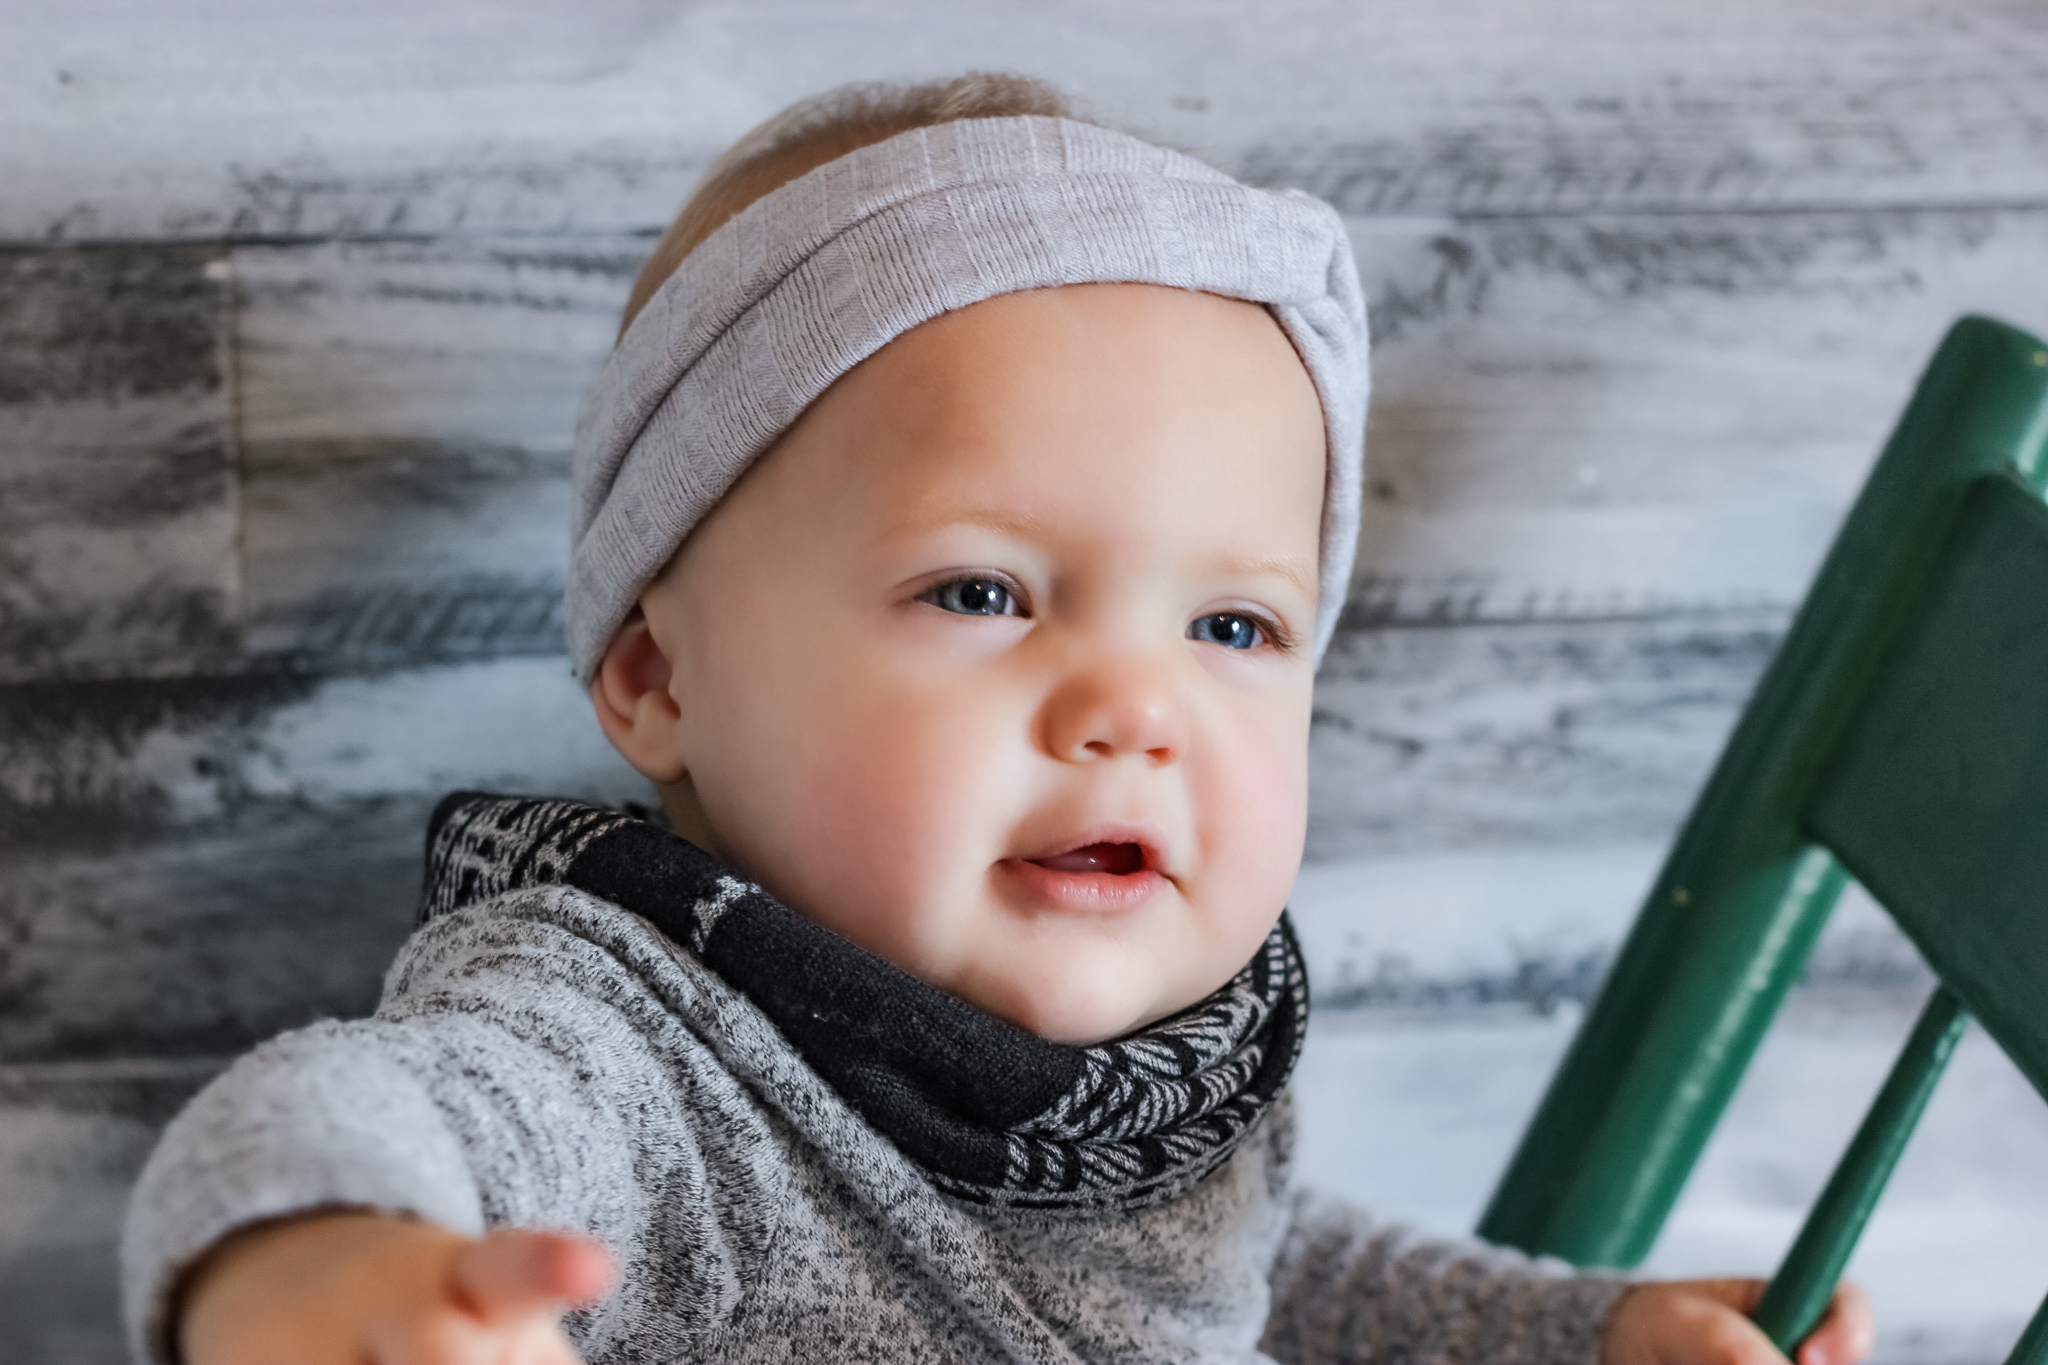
<box><xmin>591</xmin><ymin>608</ymin><xmax>689</xmax><ymax>783</ymax></box>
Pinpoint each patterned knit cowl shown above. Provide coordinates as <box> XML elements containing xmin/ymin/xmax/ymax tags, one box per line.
<box><xmin>419</xmin><ymin>792</ymin><xmax>1309</xmax><ymax>1213</ymax></box>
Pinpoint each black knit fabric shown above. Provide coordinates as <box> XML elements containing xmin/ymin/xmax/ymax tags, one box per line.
<box><xmin>420</xmin><ymin>791</ymin><xmax>1308</xmax><ymax>1212</ymax></box>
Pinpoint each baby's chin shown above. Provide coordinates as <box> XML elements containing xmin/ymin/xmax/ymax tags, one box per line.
<box><xmin>943</xmin><ymin>954</ymin><xmax>1204</xmax><ymax>1047</ymax></box>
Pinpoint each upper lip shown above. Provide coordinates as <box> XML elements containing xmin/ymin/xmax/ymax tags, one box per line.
<box><xmin>1013</xmin><ymin>823</ymin><xmax>1170</xmax><ymax>875</ymax></box>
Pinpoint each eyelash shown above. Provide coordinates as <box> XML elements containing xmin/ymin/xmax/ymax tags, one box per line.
<box><xmin>1194</xmin><ymin>608</ymin><xmax>1294</xmax><ymax>654</ymax></box>
<box><xmin>915</xmin><ymin>574</ymin><xmax>1028</xmax><ymax>618</ymax></box>
<box><xmin>914</xmin><ymin>574</ymin><xmax>1295</xmax><ymax>654</ymax></box>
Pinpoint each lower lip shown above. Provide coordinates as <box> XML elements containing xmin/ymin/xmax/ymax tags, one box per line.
<box><xmin>996</xmin><ymin>858</ymin><xmax>1167</xmax><ymax>914</ymax></box>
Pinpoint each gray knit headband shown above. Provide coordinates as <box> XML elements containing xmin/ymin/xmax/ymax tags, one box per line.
<box><xmin>567</xmin><ymin>115</ymin><xmax>1369</xmax><ymax>680</ymax></box>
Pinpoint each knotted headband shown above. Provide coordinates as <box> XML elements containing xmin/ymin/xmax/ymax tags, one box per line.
<box><xmin>567</xmin><ymin>115</ymin><xmax>1370</xmax><ymax>679</ymax></box>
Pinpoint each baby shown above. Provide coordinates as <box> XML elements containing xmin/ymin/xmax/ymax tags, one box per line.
<box><xmin>123</xmin><ymin>75</ymin><xmax>1874</xmax><ymax>1365</ymax></box>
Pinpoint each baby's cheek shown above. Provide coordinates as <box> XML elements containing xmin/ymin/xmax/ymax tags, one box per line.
<box><xmin>768</xmin><ymin>675</ymin><xmax>1010</xmax><ymax>965</ymax></box>
<box><xmin>1185</xmin><ymin>719</ymin><xmax>1308</xmax><ymax>961</ymax></box>
<box><xmin>1205</xmin><ymin>719</ymin><xmax>1307</xmax><ymax>881</ymax></box>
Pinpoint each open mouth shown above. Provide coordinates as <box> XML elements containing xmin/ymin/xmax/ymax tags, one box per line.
<box><xmin>1027</xmin><ymin>842</ymin><xmax>1148</xmax><ymax>876</ymax></box>
<box><xmin>1003</xmin><ymin>835</ymin><xmax>1165</xmax><ymax>914</ymax></box>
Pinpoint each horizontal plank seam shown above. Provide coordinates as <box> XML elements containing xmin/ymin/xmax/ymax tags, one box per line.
<box><xmin>10</xmin><ymin>195</ymin><xmax>2048</xmax><ymax>252</ymax></box>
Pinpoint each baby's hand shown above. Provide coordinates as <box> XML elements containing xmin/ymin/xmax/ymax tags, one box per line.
<box><xmin>1603</xmin><ymin>1279</ymin><xmax>1874</xmax><ymax>1365</ymax></box>
<box><xmin>178</xmin><ymin>1210</ymin><xmax>614</xmax><ymax>1365</ymax></box>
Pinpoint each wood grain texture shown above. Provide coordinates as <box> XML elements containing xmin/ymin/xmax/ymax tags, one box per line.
<box><xmin>0</xmin><ymin>800</ymin><xmax>423</xmax><ymax>1061</ymax></box>
<box><xmin>234</xmin><ymin>237</ymin><xmax>636</xmax><ymax>665</ymax></box>
<box><xmin>0</xmin><ymin>1059</ymin><xmax>225</xmax><ymax>1360</ymax></box>
<box><xmin>1352</xmin><ymin>208</ymin><xmax>2048</xmax><ymax>623</ymax></box>
<box><xmin>4</xmin><ymin>1</ymin><xmax>2045</xmax><ymax>244</ymax></box>
<box><xmin>0</xmin><ymin>246</ymin><xmax>237</xmax><ymax>681</ymax></box>
<box><xmin>0</xmin><ymin>657</ymin><xmax>642</xmax><ymax>1057</ymax></box>
<box><xmin>1307</xmin><ymin>612</ymin><xmax>1782</xmax><ymax>857</ymax></box>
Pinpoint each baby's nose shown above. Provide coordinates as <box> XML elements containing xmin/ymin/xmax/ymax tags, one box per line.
<box><xmin>1038</xmin><ymin>657</ymin><xmax>1189</xmax><ymax>766</ymax></box>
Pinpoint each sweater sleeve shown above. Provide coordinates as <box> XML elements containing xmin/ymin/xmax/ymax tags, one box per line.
<box><xmin>119</xmin><ymin>1023</ymin><xmax>489</xmax><ymax>1365</ymax></box>
<box><xmin>119</xmin><ymin>889</ymin><xmax>793</xmax><ymax>1365</ymax></box>
<box><xmin>1261</xmin><ymin>1186</ymin><xmax>1630</xmax><ymax>1365</ymax></box>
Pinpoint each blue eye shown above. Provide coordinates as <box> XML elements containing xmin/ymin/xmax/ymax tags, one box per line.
<box><xmin>1190</xmin><ymin>612</ymin><xmax>1265</xmax><ymax>650</ymax></box>
<box><xmin>920</xmin><ymin>577</ymin><xmax>1020</xmax><ymax>617</ymax></box>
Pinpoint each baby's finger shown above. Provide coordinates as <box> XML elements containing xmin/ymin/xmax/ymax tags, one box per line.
<box><xmin>452</xmin><ymin>1229</ymin><xmax>614</xmax><ymax>1325</ymax></box>
<box><xmin>1682</xmin><ymin>1277</ymin><xmax>1770</xmax><ymax>1317</ymax></box>
<box><xmin>380</xmin><ymin>1307</ymin><xmax>586</xmax><ymax>1365</ymax></box>
<box><xmin>1797</xmin><ymin>1282</ymin><xmax>1876</xmax><ymax>1365</ymax></box>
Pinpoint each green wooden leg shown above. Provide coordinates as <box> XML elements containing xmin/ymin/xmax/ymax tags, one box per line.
<box><xmin>1750</xmin><ymin>987</ymin><xmax>1971</xmax><ymax>1353</ymax></box>
<box><xmin>2005</xmin><ymin>1291</ymin><xmax>2048</xmax><ymax>1365</ymax></box>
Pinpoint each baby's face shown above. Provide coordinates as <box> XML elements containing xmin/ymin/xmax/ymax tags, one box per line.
<box><xmin>630</xmin><ymin>283</ymin><xmax>1326</xmax><ymax>1044</ymax></box>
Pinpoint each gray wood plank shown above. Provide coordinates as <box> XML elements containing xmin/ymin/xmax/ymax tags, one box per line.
<box><xmin>1307</xmin><ymin>611</ymin><xmax>1782</xmax><ymax>858</ymax></box>
<box><xmin>0</xmin><ymin>656</ymin><xmax>642</xmax><ymax>852</ymax></box>
<box><xmin>0</xmin><ymin>654</ymin><xmax>642</xmax><ymax>1054</ymax></box>
<box><xmin>0</xmin><ymin>1059</ymin><xmax>227</xmax><ymax>1364</ymax></box>
<box><xmin>1348</xmin><ymin>207</ymin><xmax>2048</xmax><ymax>624</ymax></box>
<box><xmin>5</xmin><ymin>1</ymin><xmax>2047</xmax><ymax>245</ymax></box>
<box><xmin>1291</xmin><ymin>842</ymin><xmax>1929</xmax><ymax>1017</ymax></box>
<box><xmin>0</xmin><ymin>799</ymin><xmax>425</xmax><ymax>1061</ymax></box>
<box><xmin>232</xmin><ymin>238</ymin><xmax>637</xmax><ymax>664</ymax></box>
<box><xmin>0</xmin><ymin>246</ymin><xmax>237</xmax><ymax>682</ymax></box>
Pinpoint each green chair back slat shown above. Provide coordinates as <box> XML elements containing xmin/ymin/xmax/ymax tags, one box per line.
<box><xmin>1748</xmin><ymin>987</ymin><xmax>1971</xmax><ymax>1353</ymax></box>
<box><xmin>1806</xmin><ymin>472</ymin><xmax>2048</xmax><ymax>1098</ymax></box>
<box><xmin>1478</xmin><ymin>316</ymin><xmax>2048</xmax><ymax>1268</ymax></box>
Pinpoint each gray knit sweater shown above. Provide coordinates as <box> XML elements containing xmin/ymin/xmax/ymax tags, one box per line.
<box><xmin>123</xmin><ymin>878</ymin><xmax>1625</xmax><ymax>1364</ymax></box>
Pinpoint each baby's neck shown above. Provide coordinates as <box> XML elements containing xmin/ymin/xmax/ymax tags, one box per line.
<box><xmin>655</xmin><ymin>779</ymin><xmax>726</xmax><ymax>859</ymax></box>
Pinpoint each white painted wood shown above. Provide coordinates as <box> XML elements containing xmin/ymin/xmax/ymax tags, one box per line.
<box><xmin>1291</xmin><ymin>845</ymin><xmax>1928</xmax><ymax>1009</ymax></box>
<box><xmin>3</xmin><ymin>1</ymin><xmax>2045</xmax><ymax>244</ymax></box>
<box><xmin>1350</xmin><ymin>209</ymin><xmax>2048</xmax><ymax>621</ymax></box>
<box><xmin>0</xmin><ymin>656</ymin><xmax>640</xmax><ymax>836</ymax></box>
<box><xmin>1308</xmin><ymin>614</ymin><xmax>1782</xmax><ymax>857</ymax></box>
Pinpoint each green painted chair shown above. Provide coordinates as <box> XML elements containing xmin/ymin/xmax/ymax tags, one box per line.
<box><xmin>1475</xmin><ymin>315</ymin><xmax>2048</xmax><ymax>1361</ymax></box>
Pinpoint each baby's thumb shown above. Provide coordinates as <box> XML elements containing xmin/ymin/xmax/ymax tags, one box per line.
<box><xmin>453</xmin><ymin>1229</ymin><xmax>614</xmax><ymax>1324</ymax></box>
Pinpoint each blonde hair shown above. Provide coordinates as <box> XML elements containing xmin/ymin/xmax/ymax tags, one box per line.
<box><xmin>619</xmin><ymin>73</ymin><xmax>1080</xmax><ymax>336</ymax></box>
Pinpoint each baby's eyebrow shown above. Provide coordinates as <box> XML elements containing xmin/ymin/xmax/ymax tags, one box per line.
<box><xmin>1216</xmin><ymin>553</ymin><xmax>1317</xmax><ymax>599</ymax></box>
<box><xmin>878</xmin><ymin>505</ymin><xmax>1315</xmax><ymax>596</ymax></box>
<box><xmin>880</xmin><ymin>504</ymin><xmax>1051</xmax><ymax>542</ymax></box>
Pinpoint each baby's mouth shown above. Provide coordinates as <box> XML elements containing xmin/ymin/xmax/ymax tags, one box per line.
<box><xmin>1002</xmin><ymin>831</ymin><xmax>1166</xmax><ymax>913</ymax></box>
<box><xmin>1027</xmin><ymin>842</ymin><xmax>1148</xmax><ymax>876</ymax></box>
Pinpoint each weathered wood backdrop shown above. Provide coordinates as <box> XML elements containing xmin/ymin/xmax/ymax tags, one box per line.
<box><xmin>5</xmin><ymin>2</ymin><xmax>2048</xmax><ymax>1360</ymax></box>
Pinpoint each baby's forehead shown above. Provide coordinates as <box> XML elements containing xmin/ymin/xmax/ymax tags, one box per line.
<box><xmin>794</xmin><ymin>284</ymin><xmax>1320</xmax><ymax>464</ymax></box>
<box><xmin>717</xmin><ymin>284</ymin><xmax>1327</xmax><ymax>589</ymax></box>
